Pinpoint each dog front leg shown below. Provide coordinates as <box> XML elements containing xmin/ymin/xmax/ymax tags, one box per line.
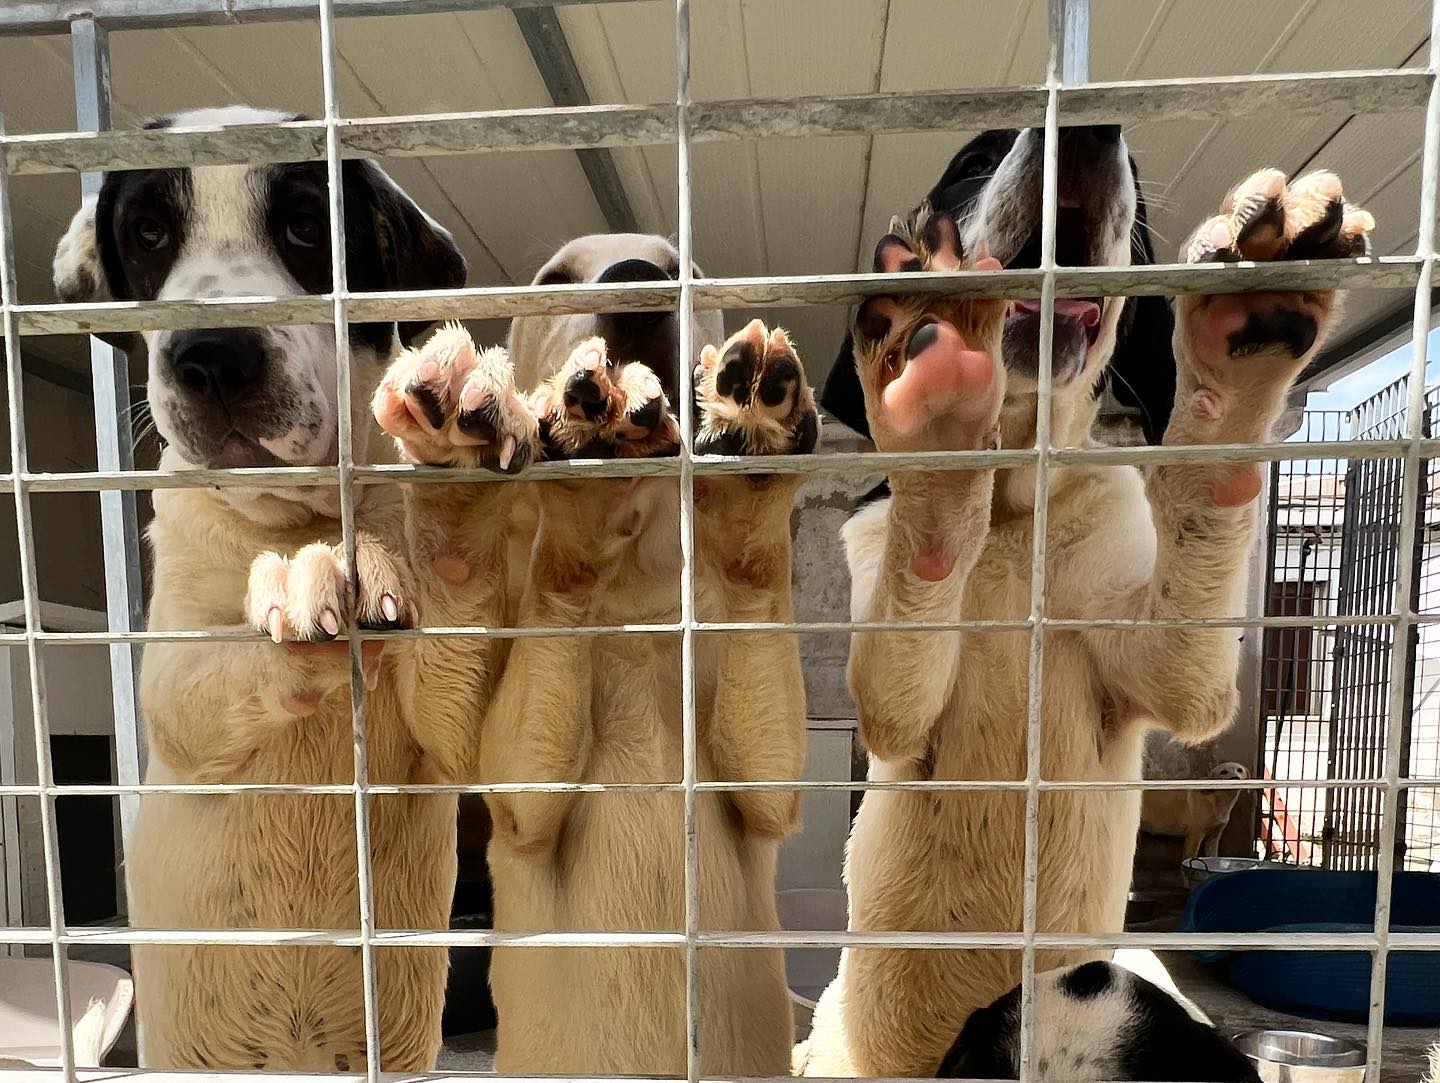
<box><xmin>481</xmin><ymin>573</ymin><xmax>594</xmax><ymax>860</ymax></box>
<box><xmin>1091</xmin><ymin>169</ymin><xmax>1374</xmax><ymax>743</ymax></box>
<box><xmin>373</xmin><ymin>324</ymin><xmax>544</xmax><ymax>779</ymax></box>
<box><xmin>692</xmin><ymin>321</ymin><xmax>815</xmax><ymax>838</ymax></box>
<box><xmin>847</xmin><ymin>469</ymin><xmax>994</xmax><ymax>763</ymax></box>
<box><xmin>141</xmin><ymin>535</ymin><xmax>416</xmax><ymax>782</ymax></box>
<box><xmin>842</xmin><ymin>218</ymin><xmax>1009</xmax><ymax>763</ymax></box>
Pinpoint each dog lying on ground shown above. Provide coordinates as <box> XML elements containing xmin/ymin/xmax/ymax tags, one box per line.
<box><xmin>51</xmin><ymin>106</ymin><xmax>537</xmax><ymax>1072</ymax></box>
<box><xmin>796</xmin><ymin>123</ymin><xmax>1374</xmax><ymax>1077</ymax></box>
<box><xmin>938</xmin><ymin>961</ymin><xmax>1259</xmax><ymax>1081</ymax></box>
<box><xmin>373</xmin><ymin>235</ymin><xmax>817</xmax><ymax>1076</ymax></box>
<box><xmin>1141</xmin><ymin>761</ymin><xmax>1251</xmax><ymax>861</ymax></box>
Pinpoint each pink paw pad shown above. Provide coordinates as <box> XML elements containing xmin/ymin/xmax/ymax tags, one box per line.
<box><xmin>911</xmin><ymin>545</ymin><xmax>956</xmax><ymax>582</ymax></box>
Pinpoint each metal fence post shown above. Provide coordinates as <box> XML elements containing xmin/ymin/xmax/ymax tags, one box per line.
<box><xmin>69</xmin><ymin>14</ymin><xmax>146</xmax><ymax>881</ymax></box>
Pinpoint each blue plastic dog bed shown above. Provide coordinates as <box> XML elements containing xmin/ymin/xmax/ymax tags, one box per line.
<box><xmin>1180</xmin><ymin>868</ymin><xmax>1440</xmax><ymax>1025</ymax></box>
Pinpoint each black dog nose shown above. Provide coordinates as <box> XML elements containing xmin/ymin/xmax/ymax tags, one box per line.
<box><xmin>596</xmin><ymin>258</ymin><xmax>672</xmax><ymax>286</ymax></box>
<box><xmin>169</xmin><ymin>329</ymin><xmax>267</xmax><ymax>399</ymax></box>
<box><xmin>1058</xmin><ymin>124</ymin><xmax>1122</xmax><ymax>147</ymax></box>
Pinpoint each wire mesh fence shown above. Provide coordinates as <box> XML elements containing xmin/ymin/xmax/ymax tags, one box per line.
<box><xmin>1258</xmin><ymin>384</ymin><xmax>1440</xmax><ymax>873</ymax></box>
<box><xmin>0</xmin><ymin>1</ymin><xmax>1437</xmax><ymax>1082</ymax></box>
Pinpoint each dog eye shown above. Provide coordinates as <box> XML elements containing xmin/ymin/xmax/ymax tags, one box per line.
<box><xmin>132</xmin><ymin>217</ymin><xmax>170</xmax><ymax>252</ymax></box>
<box><xmin>285</xmin><ymin>213</ymin><xmax>323</xmax><ymax>249</ymax></box>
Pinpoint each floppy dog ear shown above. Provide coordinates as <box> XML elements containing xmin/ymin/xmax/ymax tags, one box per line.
<box><xmin>1104</xmin><ymin>156</ymin><xmax>1177</xmax><ymax>445</ymax></box>
<box><xmin>343</xmin><ymin>160</ymin><xmax>468</xmax><ymax>347</ymax></box>
<box><xmin>53</xmin><ymin>192</ymin><xmax>142</xmax><ymax>354</ymax></box>
<box><xmin>820</xmin><ymin>330</ymin><xmax>872</xmax><ymax>440</ymax></box>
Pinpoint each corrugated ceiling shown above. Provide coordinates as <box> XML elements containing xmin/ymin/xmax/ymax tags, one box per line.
<box><xmin>0</xmin><ymin>0</ymin><xmax>1430</xmax><ymax>390</ymax></box>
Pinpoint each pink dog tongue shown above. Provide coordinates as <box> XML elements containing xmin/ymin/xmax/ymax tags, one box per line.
<box><xmin>1014</xmin><ymin>298</ymin><xmax>1101</xmax><ymax>326</ymax></box>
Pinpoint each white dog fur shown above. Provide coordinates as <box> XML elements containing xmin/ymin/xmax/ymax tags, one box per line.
<box><xmin>798</xmin><ymin>145</ymin><xmax>1374</xmax><ymax>1076</ymax></box>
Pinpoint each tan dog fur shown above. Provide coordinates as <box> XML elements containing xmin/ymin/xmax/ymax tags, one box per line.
<box><xmin>374</xmin><ymin>236</ymin><xmax>818</xmax><ymax>1077</ymax></box>
<box><xmin>130</xmin><ymin>377</ymin><xmax>532</xmax><ymax>1071</ymax></box>
<box><xmin>799</xmin><ymin>172</ymin><xmax>1375</xmax><ymax>1076</ymax></box>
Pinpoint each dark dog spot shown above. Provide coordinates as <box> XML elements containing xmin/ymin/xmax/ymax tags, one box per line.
<box><xmin>1058</xmin><ymin>960</ymin><xmax>1116</xmax><ymax>1000</ymax></box>
<box><xmin>717</xmin><ymin>339</ymin><xmax>756</xmax><ymax>405</ymax></box>
<box><xmin>1226</xmin><ymin>306</ymin><xmax>1317</xmax><ymax>360</ymax></box>
<box><xmin>695</xmin><ymin>428</ymin><xmax>750</xmax><ymax>457</ymax></box>
<box><xmin>758</xmin><ymin>353</ymin><xmax>800</xmax><ymax>409</ymax></box>
<box><xmin>404</xmin><ymin>379</ymin><xmax>446</xmax><ymax>431</ymax></box>
<box><xmin>564</xmin><ymin>369</ymin><xmax>608</xmax><ymax>421</ymax></box>
<box><xmin>1234</xmin><ymin>197</ymin><xmax>1284</xmax><ymax>249</ymax></box>
<box><xmin>791</xmin><ymin>408</ymin><xmax>819</xmax><ymax>455</ymax></box>
<box><xmin>628</xmin><ymin>396</ymin><xmax>664</xmax><ymax>431</ymax></box>
<box><xmin>1286</xmin><ymin>198</ymin><xmax>1345</xmax><ymax>259</ymax></box>
<box><xmin>855</xmin><ymin>298</ymin><xmax>894</xmax><ymax>345</ymax></box>
<box><xmin>457</xmin><ymin>400</ymin><xmax>500</xmax><ymax>444</ymax></box>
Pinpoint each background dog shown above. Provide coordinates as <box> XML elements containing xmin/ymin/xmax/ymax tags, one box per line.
<box><xmin>938</xmin><ymin>961</ymin><xmax>1259</xmax><ymax>1082</ymax></box>
<box><xmin>1141</xmin><ymin>762</ymin><xmax>1251</xmax><ymax>861</ymax></box>
<box><xmin>52</xmin><ymin>105</ymin><xmax>535</xmax><ymax>1072</ymax></box>
<box><xmin>796</xmin><ymin>122</ymin><xmax>1373</xmax><ymax>1078</ymax></box>
<box><xmin>375</xmin><ymin>234</ymin><xmax>817</xmax><ymax>1076</ymax></box>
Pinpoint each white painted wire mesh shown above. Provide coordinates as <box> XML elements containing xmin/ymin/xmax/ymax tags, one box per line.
<box><xmin>0</xmin><ymin>1</ymin><xmax>1436</xmax><ymax>1082</ymax></box>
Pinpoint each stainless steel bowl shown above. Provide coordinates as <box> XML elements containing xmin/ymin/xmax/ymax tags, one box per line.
<box><xmin>1232</xmin><ymin>1030</ymin><xmax>1366</xmax><ymax>1083</ymax></box>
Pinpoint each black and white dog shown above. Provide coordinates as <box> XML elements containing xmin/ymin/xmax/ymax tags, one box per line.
<box><xmin>50</xmin><ymin>107</ymin><xmax>510</xmax><ymax>1072</ymax></box>
<box><xmin>54</xmin><ymin>105</ymin><xmax>465</xmax><ymax>483</ymax></box>
<box><xmin>938</xmin><ymin>962</ymin><xmax>1259</xmax><ymax>1082</ymax></box>
<box><xmin>822</xmin><ymin>126</ymin><xmax>1177</xmax><ymax>446</ymax></box>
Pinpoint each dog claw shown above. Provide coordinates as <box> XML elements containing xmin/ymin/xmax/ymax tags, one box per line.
<box><xmin>265</xmin><ymin>607</ymin><xmax>285</xmax><ymax>644</ymax></box>
<box><xmin>319</xmin><ymin>609</ymin><xmax>341</xmax><ymax>638</ymax></box>
<box><xmin>498</xmin><ymin>433</ymin><xmax>517</xmax><ymax>472</ymax></box>
<box><xmin>379</xmin><ymin>593</ymin><xmax>400</xmax><ymax>624</ymax></box>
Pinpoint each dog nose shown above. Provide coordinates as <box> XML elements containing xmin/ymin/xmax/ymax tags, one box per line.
<box><xmin>1058</xmin><ymin>124</ymin><xmax>1122</xmax><ymax>147</ymax></box>
<box><xmin>169</xmin><ymin>329</ymin><xmax>267</xmax><ymax>399</ymax></box>
<box><xmin>596</xmin><ymin>258</ymin><xmax>672</xmax><ymax>286</ymax></box>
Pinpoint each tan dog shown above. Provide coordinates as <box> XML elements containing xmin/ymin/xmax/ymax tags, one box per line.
<box><xmin>1142</xmin><ymin>761</ymin><xmax>1250</xmax><ymax>860</ymax></box>
<box><xmin>52</xmin><ymin>106</ymin><xmax>536</xmax><ymax>1072</ymax></box>
<box><xmin>798</xmin><ymin>147</ymin><xmax>1374</xmax><ymax>1076</ymax></box>
<box><xmin>374</xmin><ymin>235</ymin><xmax>818</xmax><ymax>1077</ymax></box>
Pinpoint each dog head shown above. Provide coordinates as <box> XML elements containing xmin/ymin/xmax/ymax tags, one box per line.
<box><xmin>938</xmin><ymin>961</ymin><xmax>1260</xmax><ymax>1081</ymax></box>
<box><xmin>53</xmin><ymin>106</ymin><xmax>467</xmax><ymax>474</ymax></box>
<box><xmin>824</xmin><ymin>126</ymin><xmax>1176</xmax><ymax>447</ymax></box>
<box><xmin>1209</xmin><ymin>762</ymin><xmax>1250</xmax><ymax>782</ymax></box>
<box><xmin>507</xmin><ymin>233</ymin><xmax>723</xmax><ymax>407</ymax></box>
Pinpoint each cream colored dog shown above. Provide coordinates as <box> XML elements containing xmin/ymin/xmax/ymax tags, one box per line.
<box><xmin>1141</xmin><ymin>761</ymin><xmax>1250</xmax><ymax>860</ymax></box>
<box><xmin>373</xmin><ymin>235</ymin><xmax>817</xmax><ymax>1077</ymax></box>
<box><xmin>799</xmin><ymin>144</ymin><xmax>1374</xmax><ymax>1075</ymax></box>
<box><xmin>52</xmin><ymin>107</ymin><xmax>538</xmax><ymax>1072</ymax></box>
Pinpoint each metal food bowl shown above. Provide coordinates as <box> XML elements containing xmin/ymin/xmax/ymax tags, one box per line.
<box><xmin>1232</xmin><ymin>1030</ymin><xmax>1366</xmax><ymax>1083</ymax></box>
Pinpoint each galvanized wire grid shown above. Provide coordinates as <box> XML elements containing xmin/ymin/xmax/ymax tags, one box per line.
<box><xmin>0</xmin><ymin>0</ymin><xmax>1437</xmax><ymax>1081</ymax></box>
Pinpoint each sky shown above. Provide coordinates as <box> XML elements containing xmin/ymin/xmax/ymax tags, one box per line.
<box><xmin>1277</xmin><ymin>324</ymin><xmax>1440</xmax><ymax>472</ymax></box>
<box><xmin>1300</xmin><ymin>324</ymin><xmax>1440</xmax><ymax>420</ymax></box>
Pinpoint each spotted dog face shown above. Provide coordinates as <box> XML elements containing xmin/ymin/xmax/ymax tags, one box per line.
<box><xmin>824</xmin><ymin>126</ymin><xmax>1177</xmax><ymax>445</ymax></box>
<box><xmin>937</xmin><ymin>961</ymin><xmax>1260</xmax><ymax>1082</ymax></box>
<box><xmin>52</xmin><ymin>106</ymin><xmax>466</xmax><ymax>474</ymax></box>
<box><xmin>507</xmin><ymin>233</ymin><xmax>723</xmax><ymax>405</ymax></box>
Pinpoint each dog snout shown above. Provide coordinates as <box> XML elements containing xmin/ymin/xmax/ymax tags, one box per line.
<box><xmin>168</xmin><ymin>328</ymin><xmax>268</xmax><ymax>400</ymax></box>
